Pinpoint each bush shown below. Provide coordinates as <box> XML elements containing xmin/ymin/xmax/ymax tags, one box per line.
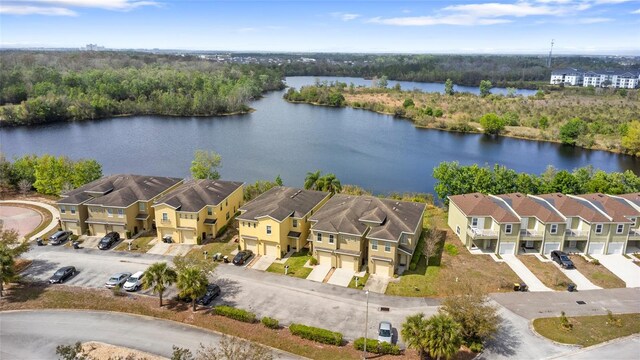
<box><xmin>125</xmin><ymin>230</ymin><xmax>132</xmax><ymax>239</ymax></box>
<box><xmin>213</xmin><ymin>305</ymin><xmax>256</xmax><ymax>323</ymax></box>
<box><xmin>216</xmin><ymin>224</ymin><xmax>228</xmax><ymax>237</ymax></box>
<box><xmin>444</xmin><ymin>243</ymin><xmax>459</xmax><ymax>256</ymax></box>
<box><xmin>310</xmin><ymin>257</ymin><xmax>318</xmax><ymax>266</ymax></box>
<box><xmin>261</xmin><ymin>316</ymin><xmax>280</xmax><ymax>329</ymax></box>
<box><xmin>591</xmin><ymin>258</ymin><xmax>600</xmax><ymax>265</ymax></box>
<box><xmin>289</xmin><ymin>323</ymin><xmax>343</xmax><ymax>346</ymax></box>
<box><xmin>469</xmin><ymin>342</ymin><xmax>484</xmax><ymax>352</ymax></box>
<box><xmin>354</xmin><ymin>338</ymin><xmax>401</xmax><ymax>355</ymax></box>
<box><xmin>196</xmin><ymin>235</ymin><xmax>202</xmax><ymax>245</ymax></box>
<box><xmin>409</xmin><ymin>232</ymin><xmax>425</xmax><ymax>270</ymax></box>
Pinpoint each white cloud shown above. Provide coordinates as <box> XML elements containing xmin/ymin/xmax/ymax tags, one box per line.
<box><xmin>0</xmin><ymin>4</ymin><xmax>77</xmax><ymax>15</ymax></box>
<box><xmin>577</xmin><ymin>17</ymin><xmax>613</xmax><ymax>23</ymax></box>
<box><xmin>331</xmin><ymin>12</ymin><xmax>361</xmax><ymax>21</ymax></box>
<box><xmin>369</xmin><ymin>15</ymin><xmax>511</xmax><ymax>26</ymax></box>
<box><xmin>632</xmin><ymin>8</ymin><xmax>640</xmax><ymax>13</ymax></box>
<box><xmin>0</xmin><ymin>0</ymin><xmax>158</xmax><ymax>16</ymax></box>
<box><xmin>443</xmin><ymin>2</ymin><xmax>557</xmax><ymax>17</ymax></box>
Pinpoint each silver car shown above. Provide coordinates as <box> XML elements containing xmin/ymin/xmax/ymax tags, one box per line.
<box><xmin>378</xmin><ymin>321</ymin><xmax>393</xmax><ymax>344</ymax></box>
<box><xmin>105</xmin><ymin>272</ymin><xmax>131</xmax><ymax>289</ymax></box>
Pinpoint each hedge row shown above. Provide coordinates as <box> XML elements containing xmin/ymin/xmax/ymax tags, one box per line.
<box><xmin>213</xmin><ymin>305</ymin><xmax>256</xmax><ymax>323</ymax></box>
<box><xmin>289</xmin><ymin>323</ymin><xmax>343</xmax><ymax>346</ymax></box>
<box><xmin>354</xmin><ymin>337</ymin><xmax>401</xmax><ymax>355</ymax></box>
<box><xmin>261</xmin><ymin>316</ymin><xmax>280</xmax><ymax>329</ymax></box>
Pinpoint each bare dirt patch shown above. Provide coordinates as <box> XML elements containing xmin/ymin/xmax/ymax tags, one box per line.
<box><xmin>82</xmin><ymin>341</ymin><xmax>166</xmax><ymax>360</ymax></box>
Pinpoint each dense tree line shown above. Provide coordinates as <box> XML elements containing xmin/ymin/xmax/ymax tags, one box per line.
<box><xmin>0</xmin><ymin>51</ymin><xmax>284</xmax><ymax>125</ymax></box>
<box><xmin>0</xmin><ymin>153</ymin><xmax>102</xmax><ymax>196</ymax></box>
<box><xmin>283</xmin><ymin>81</ymin><xmax>346</xmax><ymax>107</ymax></box>
<box><xmin>433</xmin><ymin>161</ymin><xmax>640</xmax><ymax>204</ymax></box>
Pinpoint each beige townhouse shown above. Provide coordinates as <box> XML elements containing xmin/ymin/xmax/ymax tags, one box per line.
<box><xmin>614</xmin><ymin>193</ymin><xmax>640</xmax><ymax>253</ymax></box>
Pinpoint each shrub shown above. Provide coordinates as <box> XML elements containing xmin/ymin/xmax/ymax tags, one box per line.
<box><xmin>262</xmin><ymin>316</ymin><xmax>280</xmax><ymax>329</ymax></box>
<box><xmin>590</xmin><ymin>259</ymin><xmax>600</xmax><ymax>265</ymax></box>
<box><xmin>310</xmin><ymin>257</ymin><xmax>318</xmax><ymax>266</ymax></box>
<box><xmin>403</xmin><ymin>98</ymin><xmax>415</xmax><ymax>108</ymax></box>
<box><xmin>216</xmin><ymin>224</ymin><xmax>228</xmax><ymax>237</ymax></box>
<box><xmin>196</xmin><ymin>235</ymin><xmax>202</xmax><ymax>245</ymax></box>
<box><xmin>213</xmin><ymin>305</ymin><xmax>256</xmax><ymax>323</ymax></box>
<box><xmin>559</xmin><ymin>311</ymin><xmax>573</xmax><ymax>331</ymax></box>
<box><xmin>289</xmin><ymin>323</ymin><xmax>343</xmax><ymax>346</ymax></box>
<box><xmin>112</xmin><ymin>285</ymin><xmax>126</xmax><ymax>297</ymax></box>
<box><xmin>444</xmin><ymin>243</ymin><xmax>459</xmax><ymax>256</ymax></box>
<box><xmin>469</xmin><ymin>342</ymin><xmax>484</xmax><ymax>352</ymax></box>
<box><xmin>354</xmin><ymin>338</ymin><xmax>401</xmax><ymax>355</ymax></box>
<box><xmin>125</xmin><ymin>230</ymin><xmax>132</xmax><ymax>239</ymax></box>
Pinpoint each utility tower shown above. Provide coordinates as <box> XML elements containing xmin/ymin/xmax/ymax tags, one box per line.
<box><xmin>547</xmin><ymin>39</ymin><xmax>554</xmax><ymax>68</ymax></box>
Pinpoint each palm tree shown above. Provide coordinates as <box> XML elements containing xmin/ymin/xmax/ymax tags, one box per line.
<box><xmin>304</xmin><ymin>170</ymin><xmax>321</xmax><ymax>190</ymax></box>
<box><xmin>176</xmin><ymin>266</ymin><xmax>208</xmax><ymax>312</ymax></box>
<box><xmin>142</xmin><ymin>262</ymin><xmax>177</xmax><ymax>307</ymax></box>
<box><xmin>425</xmin><ymin>313</ymin><xmax>462</xmax><ymax>360</ymax></box>
<box><xmin>401</xmin><ymin>313</ymin><xmax>428</xmax><ymax>359</ymax></box>
<box><xmin>319</xmin><ymin>173</ymin><xmax>342</xmax><ymax>194</ymax></box>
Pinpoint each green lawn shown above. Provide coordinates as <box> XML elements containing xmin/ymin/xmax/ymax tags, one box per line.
<box><xmin>533</xmin><ymin>313</ymin><xmax>640</xmax><ymax>346</ymax></box>
<box><xmin>348</xmin><ymin>272</ymin><xmax>369</xmax><ymax>289</ymax></box>
<box><xmin>114</xmin><ymin>236</ymin><xmax>156</xmax><ymax>253</ymax></box>
<box><xmin>385</xmin><ymin>256</ymin><xmax>441</xmax><ymax>296</ymax></box>
<box><xmin>187</xmin><ymin>241</ymin><xmax>238</xmax><ymax>259</ymax></box>
<box><xmin>267</xmin><ymin>249</ymin><xmax>312</xmax><ymax>279</ymax></box>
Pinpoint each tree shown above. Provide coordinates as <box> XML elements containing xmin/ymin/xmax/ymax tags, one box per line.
<box><xmin>56</xmin><ymin>342</ymin><xmax>90</xmax><ymax>360</ymax></box>
<box><xmin>18</xmin><ymin>179</ymin><xmax>32</xmax><ymax>196</ymax></box>
<box><xmin>172</xmin><ymin>336</ymin><xmax>273</xmax><ymax>360</ymax></box>
<box><xmin>401</xmin><ymin>313</ymin><xmax>428</xmax><ymax>358</ymax></box>
<box><xmin>479</xmin><ymin>80</ymin><xmax>492</xmax><ymax>97</ymax></box>
<box><xmin>0</xmin><ymin>226</ymin><xmax>30</xmax><ymax>297</ymax></box>
<box><xmin>425</xmin><ymin>313</ymin><xmax>462</xmax><ymax>360</ymax></box>
<box><xmin>142</xmin><ymin>262</ymin><xmax>177</xmax><ymax>307</ymax></box>
<box><xmin>8</xmin><ymin>154</ymin><xmax>37</xmax><ymax>186</ymax></box>
<box><xmin>243</xmin><ymin>180</ymin><xmax>278</xmax><ymax>201</ymax></box>
<box><xmin>621</xmin><ymin>120</ymin><xmax>640</xmax><ymax>157</ymax></box>
<box><xmin>403</xmin><ymin>98</ymin><xmax>415</xmax><ymax>108</ymax></box>
<box><xmin>72</xmin><ymin>159</ymin><xmax>102</xmax><ymax>188</ymax></box>
<box><xmin>423</xmin><ymin>217</ymin><xmax>443</xmax><ymax>269</ymax></box>
<box><xmin>377</xmin><ymin>76</ymin><xmax>388</xmax><ymax>88</ymax></box>
<box><xmin>190</xmin><ymin>150</ymin><xmax>222</xmax><ymax>180</ymax></box>
<box><xmin>176</xmin><ymin>266</ymin><xmax>208</xmax><ymax>312</ymax></box>
<box><xmin>33</xmin><ymin>154</ymin><xmax>74</xmax><ymax>195</ymax></box>
<box><xmin>317</xmin><ymin>173</ymin><xmax>342</xmax><ymax>194</ymax></box>
<box><xmin>478</xmin><ymin>113</ymin><xmax>506</xmax><ymax>135</ymax></box>
<box><xmin>274</xmin><ymin>175</ymin><xmax>283</xmax><ymax>186</ymax></box>
<box><xmin>440</xmin><ymin>287</ymin><xmax>499</xmax><ymax>348</ymax></box>
<box><xmin>444</xmin><ymin>78</ymin><xmax>454</xmax><ymax>96</ymax></box>
<box><xmin>304</xmin><ymin>170</ymin><xmax>321</xmax><ymax>190</ymax></box>
<box><xmin>538</xmin><ymin>116</ymin><xmax>549</xmax><ymax>130</ymax></box>
<box><xmin>559</xmin><ymin>117</ymin><xmax>586</xmax><ymax>146</ymax></box>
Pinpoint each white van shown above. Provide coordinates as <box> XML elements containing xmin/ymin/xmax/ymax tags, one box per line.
<box><xmin>123</xmin><ymin>271</ymin><xmax>144</xmax><ymax>291</ymax></box>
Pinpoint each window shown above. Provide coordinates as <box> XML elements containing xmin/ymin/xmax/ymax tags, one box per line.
<box><xmin>550</xmin><ymin>224</ymin><xmax>558</xmax><ymax>234</ymax></box>
<box><xmin>317</xmin><ymin>233</ymin><xmax>322</xmax><ymax>242</ymax></box>
<box><xmin>242</xmin><ymin>222</ymin><xmax>245</xmax><ymax>227</ymax></box>
<box><xmin>616</xmin><ymin>224</ymin><xmax>624</xmax><ymax>234</ymax></box>
<box><xmin>220</xmin><ymin>205</ymin><xmax>222</xmax><ymax>211</ymax></box>
<box><xmin>595</xmin><ymin>224</ymin><xmax>603</xmax><ymax>234</ymax></box>
<box><xmin>117</xmin><ymin>209</ymin><xmax>124</xmax><ymax>218</ymax></box>
<box><xmin>384</xmin><ymin>242</ymin><xmax>391</xmax><ymax>252</ymax></box>
<box><xmin>162</xmin><ymin>213</ymin><xmax>168</xmax><ymax>221</ymax></box>
<box><xmin>253</xmin><ymin>223</ymin><xmax>256</xmax><ymax>228</ymax></box>
<box><xmin>471</xmin><ymin>218</ymin><xmax>478</xmax><ymax>227</ymax></box>
<box><xmin>455</xmin><ymin>226</ymin><xmax>460</xmax><ymax>235</ymax></box>
<box><xmin>292</xmin><ymin>219</ymin><xmax>298</xmax><ymax>227</ymax></box>
<box><xmin>400</xmin><ymin>235</ymin><xmax>407</xmax><ymax>245</ymax></box>
<box><xmin>329</xmin><ymin>235</ymin><xmax>334</xmax><ymax>244</ymax></box>
<box><xmin>207</xmin><ymin>207</ymin><xmax>212</xmax><ymax>216</ymax></box>
<box><xmin>225</xmin><ymin>199</ymin><xmax>228</xmax><ymax>206</ymax></box>
<box><xmin>107</xmin><ymin>208</ymin><xmax>113</xmax><ymax>217</ymax></box>
<box><xmin>70</xmin><ymin>206</ymin><xmax>76</xmax><ymax>214</ymax></box>
<box><xmin>60</xmin><ymin>206</ymin><xmax>66</xmax><ymax>214</ymax></box>
<box><xmin>505</xmin><ymin>224</ymin><xmax>512</xmax><ymax>234</ymax></box>
<box><xmin>266</xmin><ymin>225</ymin><xmax>272</xmax><ymax>235</ymax></box>
<box><xmin>139</xmin><ymin>202</ymin><xmax>145</xmax><ymax>212</ymax></box>
<box><xmin>371</xmin><ymin>240</ymin><xmax>378</xmax><ymax>250</ymax></box>
<box><xmin>632</xmin><ymin>217</ymin><xmax>637</xmax><ymax>227</ymax></box>
<box><xmin>226</xmin><ymin>212</ymin><xmax>230</xmax><ymax>220</ymax></box>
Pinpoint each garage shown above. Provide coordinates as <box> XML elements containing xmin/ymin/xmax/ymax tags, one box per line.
<box><xmin>543</xmin><ymin>242</ymin><xmax>561</xmax><ymax>255</ymax></box>
<box><xmin>339</xmin><ymin>255</ymin><xmax>356</xmax><ymax>271</ymax></box>
<box><xmin>181</xmin><ymin>230</ymin><xmax>195</xmax><ymax>244</ymax></box>
<box><xmin>498</xmin><ymin>242</ymin><xmax>516</xmax><ymax>255</ymax></box>
<box><xmin>91</xmin><ymin>224</ymin><xmax>106</xmax><ymax>237</ymax></box>
<box><xmin>373</xmin><ymin>260</ymin><xmax>391</xmax><ymax>277</ymax></box>
<box><xmin>264</xmin><ymin>242</ymin><xmax>280</xmax><ymax>258</ymax></box>
<box><xmin>244</xmin><ymin>238</ymin><xmax>258</xmax><ymax>253</ymax></box>
<box><xmin>63</xmin><ymin>222</ymin><xmax>80</xmax><ymax>235</ymax></box>
<box><xmin>160</xmin><ymin>229</ymin><xmax>173</xmax><ymax>241</ymax></box>
<box><xmin>607</xmin><ymin>242</ymin><xmax>624</xmax><ymax>255</ymax></box>
<box><xmin>112</xmin><ymin>225</ymin><xmax>126</xmax><ymax>239</ymax></box>
<box><xmin>587</xmin><ymin>242</ymin><xmax>605</xmax><ymax>255</ymax></box>
<box><xmin>317</xmin><ymin>251</ymin><xmax>333</xmax><ymax>266</ymax></box>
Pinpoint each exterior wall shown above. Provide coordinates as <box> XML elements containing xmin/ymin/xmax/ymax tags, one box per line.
<box><xmin>239</xmin><ymin>218</ymin><xmax>285</xmax><ymax>258</ymax></box>
<box><xmin>447</xmin><ymin>204</ymin><xmax>470</xmax><ymax>247</ymax></box>
<box><xmin>589</xmin><ymin>223</ymin><xmax>610</xmax><ymax>243</ymax></box>
<box><xmin>59</xmin><ymin>204</ymin><xmax>88</xmax><ymax>235</ymax></box>
<box><xmin>367</xmin><ymin>239</ymin><xmax>397</xmax><ymax>274</ymax></box>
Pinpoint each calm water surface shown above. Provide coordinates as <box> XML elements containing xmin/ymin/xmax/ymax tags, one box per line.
<box><xmin>1</xmin><ymin>77</ymin><xmax>637</xmax><ymax>195</ymax></box>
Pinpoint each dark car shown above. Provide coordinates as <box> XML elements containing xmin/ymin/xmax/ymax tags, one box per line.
<box><xmin>196</xmin><ymin>284</ymin><xmax>221</xmax><ymax>305</ymax></box>
<box><xmin>49</xmin><ymin>266</ymin><xmax>76</xmax><ymax>284</ymax></box>
<box><xmin>551</xmin><ymin>250</ymin><xmax>574</xmax><ymax>269</ymax></box>
<box><xmin>98</xmin><ymin>232</ymin><xmax>120</xmax><ymax>250</ymax></box>
<box><xmin>232</xmin><ymin>250</ymin><xmax>253</xmax><ymax>265</ymax></box>
<box><xmin>48</xmin><ymin>230</ymin><xmax>72</xmax><ymax>245</ymax></box>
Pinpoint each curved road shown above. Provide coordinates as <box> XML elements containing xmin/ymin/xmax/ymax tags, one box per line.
<box><xmin>0</xmin><ymin>310</ymin><xmax>300</xmax><ymax>360</ymax></box>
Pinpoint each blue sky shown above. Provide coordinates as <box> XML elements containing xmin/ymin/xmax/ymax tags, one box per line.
<box><xmin>1</xmin><ymin>1</ymin><xmax>639</xmax><ymax>54</ymax></box>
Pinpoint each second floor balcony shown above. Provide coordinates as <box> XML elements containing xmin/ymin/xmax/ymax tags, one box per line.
<box><xmin>520</xmin><ymin>229</ymin><xmax>544</xmax><ymax>238</ymax></box>
<box><xmin>565</xmin><ymin>229</ymin><xmax>589</xmax><ymax>238</ymax></box>
<box><xmin>467</xmin><ymin>226</ymin><xmax>499</xmax><ymax>239</ymax></box>
<box><xmin>629</xmin><ymin>228</ymin><xmax>640</xmax><ymax>239</ymax></box>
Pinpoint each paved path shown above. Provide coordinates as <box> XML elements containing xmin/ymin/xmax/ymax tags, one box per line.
<box><xmin>552</xmin><ymin>262</ymin><xmax>602</xmax><ymax>291</ymax></box>
<box><xmin>547</xmin><ymin>335</ymin><xmax>640</xmax><ymax>360</ymax></box>
<box><xmin>0</xmin><ymin>200</ymin><xmax>60</xmax><ymax>240</ymax></box>
<box><xmin>592</xmin><ymin>254</ymin><xmax>640</xmax><ymax>288</ymax></box>
<box><xmin>502</xmin><ymin>255</ymin><xmax>553</xmax><ymax>292</ymax></box>
<box><xmin>0</xmin><ymin>310</ymin><xmax>299</xmax><ymax>360</ymax></box>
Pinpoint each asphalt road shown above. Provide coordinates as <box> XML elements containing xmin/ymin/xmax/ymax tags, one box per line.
<box><xmin>0</xmin><ymin>310</ymin><xmax>300</xmax><ymax>360</ymax></box>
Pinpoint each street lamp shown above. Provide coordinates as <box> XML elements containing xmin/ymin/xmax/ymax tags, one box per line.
<box><xmin>363</xmin><ymin>290</ymin><xmax>369</xmax><ymax>359</ymax></box>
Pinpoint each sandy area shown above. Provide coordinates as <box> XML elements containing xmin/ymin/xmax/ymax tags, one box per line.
<box><xmin>0</xmin><ymin>205</ymin><xmax>42</xmax><ymax>238</ymax></box>
<box><xmin>82</xmin><ymin>341</ymin><xmax>167</xmax><ymax>360</ymax></box>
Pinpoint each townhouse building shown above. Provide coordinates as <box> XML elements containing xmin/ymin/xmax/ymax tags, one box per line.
<box><xmin>550</xmin><ymin>68</ymin><xmax>583</xmax><ymax>86</ymax></box>
<box><xmin>550</xmin><ymin>69</ymin><xmax>639</xmax><ymax>89</ymax></box>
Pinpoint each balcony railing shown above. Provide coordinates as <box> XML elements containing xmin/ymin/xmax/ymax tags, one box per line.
<box><xmin>520</xmin><ymin>229</ymin><xmax>543</xmax><ymax>237</ymax></box>
<box><xmin>467</xmin><ymin>227</ymin><xmax>499</xmax><ymax>238</ymax></box>
<box><xmin>565</xmin><ymin>229</ymin><xmax>589</xmax><ymax>237</ymax></box>
<box><xmin>160</xmin><ymin>219</ymin><xmax>171</xmax><ymax>224</ymax></box>
<box><xmin>629</xmin><ymin>229</ymin><xmax>640</xmax><ymax>238</ymax></box>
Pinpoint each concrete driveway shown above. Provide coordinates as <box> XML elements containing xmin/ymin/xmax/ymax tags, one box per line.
<box><xmin>501</xmin><ymin>255</ymin><xmax>552</xmax><ymax>292</ymax></box>
<box><xmin>147</xmin><ymin>242</ymin><xmax>193</xmax><ymax>257</ymax></box>
<box><xmin>552</xmin><ymin>262</ymin><xmax>602</xmax><ymax>291</ymax></box>
<box><xmin>250</xmin><ymin>255</ymin><xmax>276</xmax><ymax>271</ymax></box>
<box><xmin>79</xmin><ymin>235</ymin><xmax>105</xmax><ymax>249</ymax></box>
<box><xmin>592</xmin><ymin>254</ymin><xmax>640</xmax><ymax>288</ymax></box>
<box><xmin>327</xmin><ymin>268</ymin><xmax>354</xmax><ymax>287</ymax></box>
<box><xmin>306</xmin><ymin>264</ymin><xmax>331</xmax><ymax>282</ymax></box>
<box><xmin>0</xmin><ymin>310</ymin><xmax>299</xmax><ymax>360</ymax></box>
<box><xmin>364</xmin><ymin>274</ymin><xmax>390</xmax><ymax>294</ymax></box>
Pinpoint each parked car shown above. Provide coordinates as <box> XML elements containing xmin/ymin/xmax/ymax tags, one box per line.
<box><xmin>123</xmin><ymin>271</ymin><xmax>144</xmax><ymax>291</ymax></box>
<box><xmin>377</xmin><ymin>321</ymin><xmax>393</xmax><ymax>344</ymax></box>
<box><xmin>196</xmin><ymin>284</ymin><xmax>221</xmax><ymax>305</ymax></box>
<box><xmin>232</xmin><ymin>250</ymin><xmax>253</xmax><ymax>265</ymax></box>
<box><xmin>49</xmin><ymin>266</ymin><xmax>76</xmax><ymax>284</ymax></box>
<box><xmin>551</xmin><ymin>250</ymin><xmax>574</xmax><ymax>269</ymax></box>
<box><xmin>98</xmin><ymin>232</ymin><xmax>120</xmax><ymax>250</ymax></box>
<box><xmin>49</xmin><ymin>230</ymin><xmax>72</xmax><ymax>245</ymax></box>
<box><xmin>105</xmin><ymin>272</ymin><xmax>132</xmax><ymax>288</ymax></box>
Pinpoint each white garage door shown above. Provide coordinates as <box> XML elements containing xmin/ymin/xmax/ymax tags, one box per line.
<box><xmin>264</xmin><ymin>242</ymin><xmax>279</xmax><ymax>258</ymax></box>
<box><xmin>499</xmin><ymin>242</ymin><xmax>516</xmax><ymax>255</ymax></box>
<box><xmin>317</xmin><ymin>251</ymin><xmax>332</xmax><ymax>266</ymax></box>
<box><xmin>113</xmin><ymin>225</ymin><xmax>126</xmax><ymax>239</ymax></box>
<box><xmin>607</xmin><ymin>242</ymin><xmax>624</xmax><ymax>255</ymax></box>
<box><xmin>92</xmin><ymin>224</ymin><xmax>106</xmax><ymax>237</ymax></box>
<box><xmin>160</xmin><ymin>229</ymin><xmax>173</xmax><ymax>240</ymax></box>
<box><xmin>244</xmin><ymin>238</ymin><xmax>258</xmax><ymax>253</ymax></box>
<box><xmin>181</xmin><ymin>230</ymin><xmax>195</xmax><ymax>244</ymax></box>
<box><xmin>340</xmin><ymin>255</ymin><xmax>356</xmax><ymax>271</ymax></box>
<box><xmin>373</xmin><ymin>260</ymin><xmax>391</xmax><ymax>277</ymax></box>
<box><xmin>588</xmin><ymin>242</ymin><xmax>604</xmax><ymax>255</ymax></box>
<box><xmin>543</xmin><ymin>242</ymin><xmax>561</xmax><ymax>255</ymax></box>
<box><xmin>64</xmin><ymin>223</ymin><xmax>80</xmax><ymax>235</ymax></box>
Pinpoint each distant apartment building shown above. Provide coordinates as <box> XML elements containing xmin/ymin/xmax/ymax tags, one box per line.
<box><xmin>550</xmin><ymin>68</ymin><xmax>639</xmax><ymax>89</ymax></box>
<box><xmin>550</xmin><ymin>68</ymin><xmax>583</xmax><ymax>86</ymax></box>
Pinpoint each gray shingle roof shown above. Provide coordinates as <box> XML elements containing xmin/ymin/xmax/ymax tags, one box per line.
<box><xmin>237</xmin><ymin>187</ymin><xmax>329</xmax><ymax>222</ymax></box>
<box><xmin>309</xmin><ymin>194</ymin><xmax>426</xmax><ymax>242</ymax></box>
<box><xmin>154</xmin><ymin>179</ymin><xmax>244</xmax><ymax>212</ymax></box>
<box><xmin>57</xmin><ymin>174</ymin><xmax>182</xmax><ymax>207</ymax></box>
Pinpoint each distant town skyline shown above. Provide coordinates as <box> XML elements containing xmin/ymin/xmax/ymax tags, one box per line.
<box><xmin>1</xmin><ymin>0</ymin><xmax>639</xmax><ymax>55</ymax></box>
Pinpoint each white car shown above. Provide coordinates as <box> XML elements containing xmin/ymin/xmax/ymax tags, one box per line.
<box><xmin>378</xmin><ymin>321</ymin><xmax>393</xmax><ymax>344</ymax></box>
<box><xmin>123</xmin><ymin>271</ymin><xmax>144</xmax><ymax>291</ymax></box>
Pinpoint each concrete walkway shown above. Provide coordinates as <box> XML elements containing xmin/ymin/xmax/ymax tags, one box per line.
<box><xmin>502</xmin><ymin>255</ymin><xmax>553</xmax><ymax>292</ymax></box>
<box><xmin>0</xmin><ymin>200</ymin><xmax>60</xmax><ymax>240</ymax></box>
<box><xmin>552</xmin><ymin>262</ymin><xmax>602</xmax><ymax>291</ymax></box>
<box><xmin>592</xmin><ymin>254</ymin><xmax>640</xmax><ymax>288</ymax></box>
<box><xmin>250</xmin><ymin>255</ymin><xmax>276</xmax><ymax>271</ymax></box>
<box><xmin>326</xmin><ymin>268</ymin><xmax>354</xmax><ymax>287</ymax></box>
<box><xmin>306</xmin><ymin>264</ymin><xmax>331</xmax><ymax>282</ymax></box>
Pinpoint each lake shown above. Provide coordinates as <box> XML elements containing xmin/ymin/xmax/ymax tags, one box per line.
<box><xmin>1</xmin><ymin>76</ymin><xmax>637</xmax><ymax>196</ymax></box>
